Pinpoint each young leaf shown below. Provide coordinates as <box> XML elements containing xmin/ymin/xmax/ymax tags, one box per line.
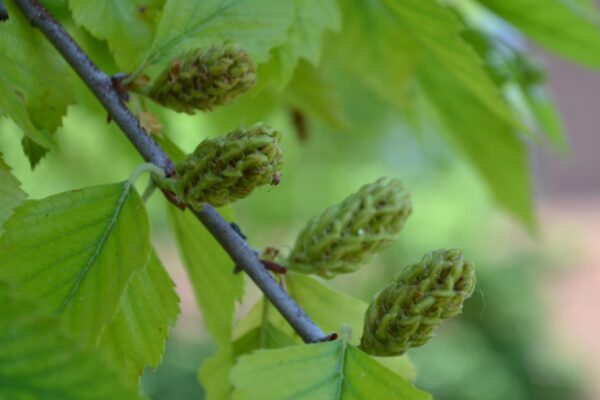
<box><xmin>286</xmin><ymin>272</ymin><xmax>416</xmax><ymax>380</ymax></box>
<box><xmin>0</xmin><ymin>0</ymin><xmax>74</xmax><ymax>148</ymax></box>
<box><xmin>68</xmin><ymin>0</ymin><xmax>165</xmax><ymax>71</ymax></box>
<box><xmin>0</xmin><ymin>154</ymin><xmax>26</xmax><ymax>234</ymax></box>
<box><xmin>418</xmin><ymin>59</ymin><xmax>534</xmax><ymax>228</ymax></box>
<box><xmin>99</xmin><ymin>249</ymin><xmax>180</xmax><ymax>384</ymax></box>
<box><xmin>143</xmin><ymin>0</ymin><xmax>294</xmax><ymax>70</ymax></box>
<box><xmin>0</xmin><ymin>284</ymin><xmax>139</xmax><ymax>400</ymax></box>
<box><xmin>0</xmin><ymin>182</ymin><xmax>151</xmax><ymax>346</ymax></box>
<box><xmin>268</xmin><ymin>0</ymin><xmax>341</xmax><ymax>87</ymax></box>
<box><xmin>479</xmin><ymin>0</ymin><xmax>600</xmax><ymax>69</ymax></box>
<box><xmin>230</xmin><ymin>337</ymin><xmax>431</xmax><ymax>400</ymax></box>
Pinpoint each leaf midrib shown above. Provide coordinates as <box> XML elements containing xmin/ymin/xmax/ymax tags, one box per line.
<box><xmin>56</xmin><ymin>181</ymin><xmax>132</xmax><ymax>313</ymax></box>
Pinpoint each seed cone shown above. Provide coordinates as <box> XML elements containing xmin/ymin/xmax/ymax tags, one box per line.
<box><xmin>287</xmin><ymin>178</ymin><xmax>411</xmax><ymax>279</ymax></box>
<box><xmin>176</xmin><ymin>124</ymin><xmax>283</xmax><ymax>209</ymax></box>
<box><xmin>360</xmin><ymin>249</ymin><xmax>476</xmax><ymax>356</ymax></box>
<box><xmin>149</xmin><ymin>43</ymin><xmax>256</xmax><ymax>113</ymax></box>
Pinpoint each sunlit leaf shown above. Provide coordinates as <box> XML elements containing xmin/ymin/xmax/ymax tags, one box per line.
<box><xmin>69</xmin><ymin>0</ymin><xmax>165</xmax><ymax>71</ymax></box>
<box><xmin>0</xmin><ymin>284</ymin><xmax>139</xmax><ymax>399</ymax></box>
<box><xmin>0</xmin><ymin>182</ymin><xmax>150</xmax><ymax>345</ymax></box>
<box><xmin>99</xmin><ymin>249</ymin><xmax>180</xmax><ymax>383</ymax></box>
<box><xmin>230</xmin><ymin>335</ymin><xmax>430</xmax><ymax>400</ymax></box>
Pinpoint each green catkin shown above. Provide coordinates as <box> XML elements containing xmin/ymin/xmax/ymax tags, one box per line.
<box><xmin>359</xmin><ymin>249</ymin><xmax>476</xmax><ymax>356</ymax></box>
<box><xmin>149</xmin><ymin>43</ymin><xmax>256</xmax><ymax>113</ymax></box>
<box><xmin>175</xmin><ymin>123</ymin><xmax>283</xmax><ymax>210</ymax></box>
<box><xmin>287</xmin><ymin>178</ymin><xmax>412</xmax><ymax>279</ymax></box>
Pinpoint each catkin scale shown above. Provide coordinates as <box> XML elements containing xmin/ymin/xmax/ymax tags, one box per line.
<box><xmin>287</xmin><ymin>178</ymin><xmax>411</xmax><ymax>278</ymax></box>
<box><xmin>360</xmin><ymin>249</ymin><xmax>476</xmax><ymax>356</ymax></box>
<box><xmin>149</xmin><ymin>43</ymin><xmax>256</xmax><ymax>113</ymax></box>
<box><xmin>175</xmin><ymin>124</ymin><xmax>282</xmax><ymax>210</ymax></box>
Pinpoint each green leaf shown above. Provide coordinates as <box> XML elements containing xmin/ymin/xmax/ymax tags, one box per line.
<box><xmin>479</xmin><ymin>0</ymin><xmax>600</xmax><ymax>69</ymax></box>
<box><xmin>233</xmin><ymin>321</ymin><xmax>297</xmax><ymax>355</ymax></box>
<box><xmin>69</xmin><ymin>0</ymin><xmax>165</xmax><ymax>71</ymax></box>
<box><xmin>283</xmin><ymin>62</ymin><xmax>349</xmax><ymax>130</ymax></box>
<box><xmin>0</xmin><ymin>182</ymin><xmax>151</xmax><ymax>346</ymax></box>
<box><xmin>268</xmin><ymin>0</ymin><xmax>340</xmax><ymax>87</ymax></box>
<box><xmin>0</xmin><ymin>284</ymin><xmax>139</xmax><ymax>400</ymax></box>
<box><xmin>332</xmin><ymin>0</ymin><xmax>516</xmax><ymax>125</ymax></box>
<box><xmin>521</xmin><ymin>86</ymin><xmax>567</xmax><ymax>152</ymax></box>
<box><xmin>383</xmin><ymin>0</ymin><xmax>515</xmax><ymax>123</ymax></box>
<box><xmin>167</xmin><ymin>206</ymin><xmax>243</xmax><ymax>345</ymax></box>
<box><xmin>0</xmin><ymin>154</ymin><xmax>26</xmax><ymax>235</ymax></box>
<box><xmin>287</xmin><ymin>273</ymin><xmax>366</xmax><ymax>345</ymax></box>
<box><xmin>99</xmin><ymin>249</ymin><xmax>180</xmax><ymax>383</ymax></box>
<box><xmin>0</xmin><ymin>78</ymin><xmax>53</xmax><ymax>149</ymax></box>
<box><xmin>0</xmin><ymin>1</ymin><xmax>75</xmax><ymax>147</ymax></box>
<box><xmin>418</xmin><ymin>59</ymin><xmax>534</xmax><ymax>228</ymax></box>
<box><xmin>143</xmin><ymin>0</ymin><xmax>294</xmax><ymax>70</ymax></box>
<box><xmin>168</xmin><ymin>204</ymin><xmax>243</xmax><ymax>400</ymax></box>
<box><xmin>332</xmin><ymin>0</ymin><xmax>421</xmax><ymax>107</ymax></box>
<box><xmin>460</xmin><ymin>27</ymin><xmax>567</xmax><ymax>152</ymax></box>
<box><xmin>286</xmin><ymin>272</ymin><xmax>415</xmax><ymax>380</ymax></box>
<box><xmin>155</xmin><ymin>134</ymin><xmax>187</xmax><ymax>163</ymax></box>
<box><xmin>200</xmin><ymin>317</ymin><xmax>297</xmax><ymax>400</ymax></box>
<box><xmin>199</xmin><ymin>346</ymin><xmax>237</xmax><ymax>400</ymax></box>
<box><xmin>230</xmin><ymin>336</ymin><xmax>431</xmax><ymax>400</ymax></box>
<box><xmin>21</xmin><ymin>136</ymin><xmax>49</xmax><ymax>169</ymax></box>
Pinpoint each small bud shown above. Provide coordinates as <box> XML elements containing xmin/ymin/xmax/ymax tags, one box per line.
<box><xmin>287</xmin><ymin>178</ymin><xmax>411</xmax><ymax>279</ymax></box>
<box><xmin>149</xmin><ymin>43</ymin><xmax>256</xmax><ymax>113</ymax></box>
<box><xmin>175</xmin><ymin>123</ymin><xmax>283</xmax><ymax>210</ymax></box>
<box><xmin>360</xmin><ymin>249</ymin><xmax>476</xmax><ymax>357</ymax></box>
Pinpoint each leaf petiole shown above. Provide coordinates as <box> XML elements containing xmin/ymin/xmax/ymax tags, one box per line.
<box><xmin>129</xmin><ymin>162</ymin><xmax>178</xmax><ymax>202</ymax></box>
